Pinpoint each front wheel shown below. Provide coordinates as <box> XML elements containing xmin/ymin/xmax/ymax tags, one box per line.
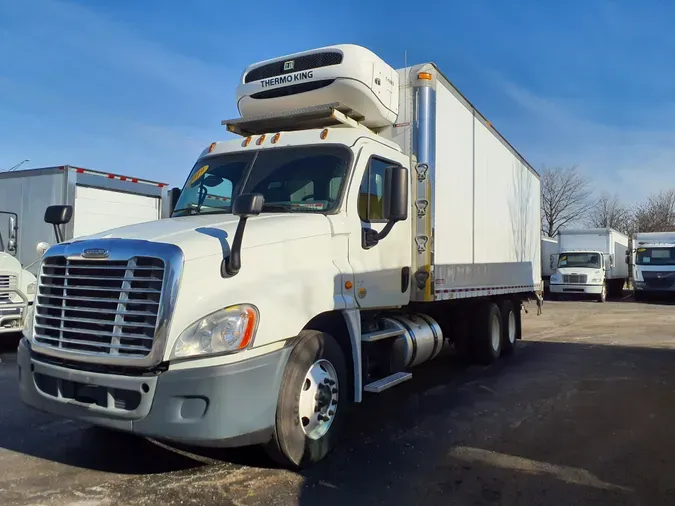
<box><xmin>597</xmin><ymin>283</ymin><xmax>607</xmax><ymax>303</ymax></box>
<box><xmin>265</xmin><ymin>330</ymin><xmax>348</xmax><ymax>469</ymax></box>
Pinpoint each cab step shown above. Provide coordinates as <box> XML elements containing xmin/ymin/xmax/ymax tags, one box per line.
<box><xmin>364</xmin><ymin>371</ymin><xmax>412</xmax><ymax>393</ymax></box>
<box><xmin>360</xmin><ymin>328</ymin><xmax>405</xmax><ymax>342</ymax></box>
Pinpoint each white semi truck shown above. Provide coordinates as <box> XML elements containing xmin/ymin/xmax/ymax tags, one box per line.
<box><xmin>18</xmin><ymin>44</ymin><xmax>541</xmax><ymax>468</ymax></box>
<box><xmin>630</xmin><ymin>232</ymin><xmax>675</xmax><ymax>301</ymax></box>
<box><xmin>550</xmin><ymin>228</ymin><xmax>629</xmax><ymax>302</ymax></box>
<box><xmin>0</xmin><ymin>166</ymin><xmax>173</xmax><ymax>336</ymax></box>
<box><xmin>0</xmin><ymin>211</ymin><xmax>33</xmax><ymax>335</ymax></box>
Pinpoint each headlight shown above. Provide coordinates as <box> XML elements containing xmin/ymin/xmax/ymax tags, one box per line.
<box><xmin>23</xmin><ymin>303</ymin><xmax>35</xmax><ymax>340</ymax></box>
<box><xmin>171</xmin><ymin>304</ymin><xmax>258</xmax><ymax>359</ymax></box>
<box><xmin>550</xmin><ymin>274</ymin><xmax>560</xmax><ymax>282</ymax></box>
<box><xmin>26</xmin><ymin>282</ymin><xmax>36</xmax><ymax>295</ymax></box>
<box><xmin>591</xmin><ymin>277</ymin><xmax>602</xmax><ymax>283</ymax></box>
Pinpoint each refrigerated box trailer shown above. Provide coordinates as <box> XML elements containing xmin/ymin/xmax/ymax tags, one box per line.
<box><xmin>18</xmin><ymin>44</ymin><xmax>541</xmax><ymax>468</ymax></box>
<box><xmin>630</xmin><ymin>232</ymin><xmax>675</xmax><ymax>300</ymax></box>
<box><xmin>0</xmin><ymin>166</ymin><xmax>171</xmax><ymax>335</ymax></box>
<box><xmin>550</xmin><ymin>228</ymin><xmax>629</xmax><ymax>302</ymax></box>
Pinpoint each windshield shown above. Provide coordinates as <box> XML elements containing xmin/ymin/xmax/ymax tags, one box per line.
<box><xmin>172</xmin><ymin>146</ymin><xmax>351</xmax><ymax>216</ymax></box>
<box><xmin>636</xmin><ymin>247</ymin><xmax>675</xmax><ymax>266</ymax></box>
<box><xmin>558</xmin><ymin>252</ymin><xmax>601</xmax><ymax>269</ymax></box>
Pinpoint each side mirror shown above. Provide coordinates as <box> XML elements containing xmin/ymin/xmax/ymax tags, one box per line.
<box><xmin>363</xmin><ymin>166</ymin><xmax>409</xmax><ymax>249</ymax></box>
<box><xmin>44</xmin><ymin>205</ymin><xmax>73</xmax><ymax>243</ymax></box>
<box><xmin>170</xmin><ymin>187</ymin><xmax>182</xmax><ymax>214</ymax></box>
<box><xmin>383</xmin><ymin>166</ymin><xmax>408</xmax><ymax>222</ymax></box>
<box><xmin>7</xmin><ymin>215</ymin><xmax>17</xmax><ymax>254</ymax></box>
<box><xmin>222</xmin><ymin>193</ymin><xmax>264</xmax><ymax>278</ymax></box>
<box><xmin>233</xmin><ymin>193</ymin><xmax>264</xmax><ymax>218</ymax></box>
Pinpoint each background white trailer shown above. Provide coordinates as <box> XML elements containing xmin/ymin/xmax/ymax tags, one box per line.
<box><xmin>0</xmin><ymin>166</ymin><xmax>171</xmax><ymax>274</ymax></box>
<box><xmin>541</xmin><ymin>236</ymin><xmax>559</xmax><ymax>291</ymax></box>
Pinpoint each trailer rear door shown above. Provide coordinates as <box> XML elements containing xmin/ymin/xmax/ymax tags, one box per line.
<box><xmin>73</xmin><ymin>186</ymin><xmax>161</xmax><ymax>238</ymax></box>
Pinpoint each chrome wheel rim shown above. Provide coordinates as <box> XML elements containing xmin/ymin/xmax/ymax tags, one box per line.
<box><xmin>508</xmin><ymin>310</ymin><xmax>516</xmax><ymax>344</ymax></box>
<box><xmin>491</xmin><ymin>314</ymin><xmax>501</xmax><ymax>351</ymax></box>
<box><xmin>298</xmin><ymin>359</ymin><xmax>338</xmax><ymax>440</ymax></box>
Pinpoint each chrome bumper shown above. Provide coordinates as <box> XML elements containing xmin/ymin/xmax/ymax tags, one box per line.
<box><xmin>0</xmin><ymin>289</ymin><xmax>29</xmax><ymax>334</ymax></box>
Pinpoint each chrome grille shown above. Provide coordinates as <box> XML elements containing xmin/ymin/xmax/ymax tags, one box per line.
<box><xmin>34</xmin><ymin>256</ymin><xmax>165</xmax><ymax>357</ymax></box>
<box><xmin>563</xmin><ymin>274</ymin><xmax>588</xmax><ymax>284</ymax></box>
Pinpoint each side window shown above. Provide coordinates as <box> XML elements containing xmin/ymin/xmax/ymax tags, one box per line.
<box><xmin>358</xmin><ymin>158</ymin><xmax>394</xmax><ymax>222</ymax></box>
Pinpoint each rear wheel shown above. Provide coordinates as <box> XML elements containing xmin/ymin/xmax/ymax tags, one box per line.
<box><xmin>500</xmin><ymin>300</ymin><xmax>518</xmax><ymax>356</ymax></box>
<box><xmin>265</xmin><ymin>330</ymin><xmax>348</xmax><ymax>469</ymax></box>
<box><xmin>473</xmin><ymin>302</ymin><xmax>502</xmax><ymax>365</ymax></box>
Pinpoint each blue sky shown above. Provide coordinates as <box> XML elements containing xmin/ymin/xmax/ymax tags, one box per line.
<box><xmin>1</xmin><ymin>0</ymin><xmax>675</xmax><ymax>201</ymax></box>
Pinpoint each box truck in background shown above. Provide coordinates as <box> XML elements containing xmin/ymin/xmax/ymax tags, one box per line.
<box><xmin>0</xmin><ymin>166</ymin><xmax>172</xmax><ymax>275</ymax></box>
<box><xmin>0</xmin><ymin>166</ymin><xmax>171</xmax><ymax>335</ymax></box>
<box><xmin>541</xmin><ymin>236</ymin><xmax>558</xmax><ymax>293</ymax></box>
<box><xmin>630</xmin><ymin>232</ymin><xmax>675</xmax><ymax>301</ymax></box>
<box><xmin>19</xmin><ymin>44</ymin><xmax>541</xmax><ymax>468</ymax></box>
<box><xmin>550</xmin><ymin>228</ymin><xmax>629</xmax><ymax>302</ymax></box>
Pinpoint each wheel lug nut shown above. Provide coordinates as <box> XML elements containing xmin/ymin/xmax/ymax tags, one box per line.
<box><xmin>332</xmin><ymin>388</ymin><xmax>338</xmax><ymax>394</ymax></box>
<box><xmin>328</xmin><ymin>410</ymin><xmax>335</xmax><ymax>416</ymax></box>
<box><xmin>314</xmin><ymin>406</ymin><xmax>320</xmax><ymax>412</ymax></box>
<box><xmin>315</xmin><ymin>393</ymin><xmax>319</xmax><ymax>400</ymax></box>
<box><xmin>331</xmin><ymin>400</ymin><xmax>337</xmax><ymax>406</ymax></box>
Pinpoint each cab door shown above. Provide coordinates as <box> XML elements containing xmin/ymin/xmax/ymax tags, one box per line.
<box><xmin>346</xmin><ymin>143</ymin><xmax>412</xmax><ymax>309</ymax></box>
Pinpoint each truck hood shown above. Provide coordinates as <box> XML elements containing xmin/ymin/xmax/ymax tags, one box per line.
<box><xmin>0</xmin><ymin>252</ymin><xmax>21</xmax><ymax>275</ymax></box>
<box><xmin>70</xmin><ymin>213</ymin><xmax>333</xmax><ymax>261</ymax></box>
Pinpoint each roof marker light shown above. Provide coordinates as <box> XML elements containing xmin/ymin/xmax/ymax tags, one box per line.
<box><xmin>320</xmin><ymin>129</ymin><xmax>328</xmax><ymax>140</ymax></box>
<box><xmin>256</xmin><ymin>134</ymin><xmax>266</xmax><ymax>145</ymax></box>
<box><xmin>272</xmin><ymin>132</ymin><xmax>281</xmax><ymax>144</ymax></box>
<box><xmin>418</xmin><ymin>72</ymin><xmax>433</xmax><ymax>80</ymax></box>
<box><xmin>243</xmin><ymin>136</ymin><xmax>252</xmax><ymax>147</ymax></box>
<box><xmin>208</xmin><ymin>142</ymin><xmax>217</xmax><ymax>153</ymax></box>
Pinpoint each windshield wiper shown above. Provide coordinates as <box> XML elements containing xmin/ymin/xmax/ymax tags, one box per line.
<box><xmin>261</xmin><ymin>203</ymin><xmax>294</xmax><ymax>213</ymax></box>
<box><xmin>172</xmin><ymin>207</ymin><xmax>199</xmax><ymax>215</ymax></box>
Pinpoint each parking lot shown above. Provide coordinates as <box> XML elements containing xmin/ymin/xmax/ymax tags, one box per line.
<box><xmin>2</xmin><ymin>297</ymin><xmax>675</xmax><ymax>506</ymax></box>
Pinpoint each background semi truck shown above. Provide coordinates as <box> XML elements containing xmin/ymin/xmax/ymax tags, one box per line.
<box><xmin>550</xmin><ymin>228</ymin><xmax>629</xmax><ymax>302</ymax></box>
<box><xmin>18</xmin><ymin>44</ymin><xmax>541</xmax><ymax>468</ymax></box>
<box><xmin>541</xmin><ymin>236</ymin><xmax>559</xmax><ymax>294</ymax></box>
<box><xmin>630</xmin><ymin>232</ymin><xmax>675</xmax><ymax>300</ymax></box>
<box><xmin>0</xmin><ymin>166</ymin><xmax>172</xmax><ymax>335</ymax></box>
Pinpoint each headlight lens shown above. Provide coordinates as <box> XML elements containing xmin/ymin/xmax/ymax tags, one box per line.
<box><xmin>591</xmin><ymin>277</ymin><xmax>602</xmax><ymax>283</ymax></box>
<box><xmin>171</xmin><ymin>304</ymin><xmax>258</xmax><ymax>359</ymax></box>
<box><xmin>26</xmin><ymin>282</ymin><xmax>36</xmax><ymax>295</ymax></box>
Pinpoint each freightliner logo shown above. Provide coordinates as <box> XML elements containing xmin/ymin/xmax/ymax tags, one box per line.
<box><xmin>260</xmin><ymin>70</ymin><xmax>314</xmax><ymax>88</ymax></box>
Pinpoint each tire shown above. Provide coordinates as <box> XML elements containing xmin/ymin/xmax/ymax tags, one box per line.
<box><xmin>500</xmin><ymin>300</ymin><xmax>518</xmax><ymax>356</ymax></box>
<box><xmin>473</xmin><ymin>302</ymin><xmax>502</xmax><ymax>365</ymax></box>
<box><xmin>265</xmin><ymin>330</ymin><xmax>348</xmax><ymax>469</ymax></box>
<box><xmin>597</xmin><ymin>282</ymin><xmax>607</xmax><ymax>303</ymax></box>
<box><xmin>634</xmin><ymin>291</ymin><xmax>645</xmax><ymax>302</ymax></box>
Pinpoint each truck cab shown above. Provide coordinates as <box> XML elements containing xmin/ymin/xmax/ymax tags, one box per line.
<box><xmin>631</xmin><ymin>233</ymin><xmax>675</xmax><ymax>301</ymax></box>
<box><xmin>0</xmin><ymin>212</ymin><xmax>36</xmax><ymax>335</ymax></box>
<box><xmin>550</xmin><ymin>250</ymin><xmax>608</xmax><ymax>302</ymax></box>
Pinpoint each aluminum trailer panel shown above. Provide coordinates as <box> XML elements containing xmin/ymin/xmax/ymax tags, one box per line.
<box><xmin>385</xmin><ymin>65</ymin><xmax>541</xmax><ymax>301</ymax></box>
<box><xmin>0</xmin><ymin>166</ymin><xmax>170</xmax><ymax>274</ymax></box>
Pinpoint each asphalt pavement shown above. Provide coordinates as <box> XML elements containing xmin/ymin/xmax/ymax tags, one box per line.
<box><xmin>2</xmin><ymin>298</ymin><xmax>675</xmax><ymax>505</ymax></box>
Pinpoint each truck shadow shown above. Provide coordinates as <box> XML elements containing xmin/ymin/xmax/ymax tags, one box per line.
<box><xmin>2</xmin><ymin>338</ymin><xmax>675</xmax><ymax>506</ymax></box>
<box><xmin>293</xmin><ymin>340</ymin><xmax>675</xmax><ymax>506</ymax></box>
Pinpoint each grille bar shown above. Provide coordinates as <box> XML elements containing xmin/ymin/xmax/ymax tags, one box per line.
<box><xmin>563</xmin><ymin>274</ymin><xmax>588</xmax><ymax>284</ymax></box>
<box><xmin>35</xmin><ymin>256</ymin><xmax>164</xmax><ymax>358</ymax></box>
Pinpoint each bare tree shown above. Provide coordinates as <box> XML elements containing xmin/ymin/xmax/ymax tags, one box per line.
<box><xmin>632</xmin><ymin>189</ymin><xmax>675</xmax><ymax>233</ymax></box>
<box><xmin>541</xmin><ymin>165</ymin><xmax>594</xmax><ymax>237</ymax></box>
<box><xmin>586</xmin><ymin>192</ymin><xmax>632</xmax><ymax>234</ymax></box>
